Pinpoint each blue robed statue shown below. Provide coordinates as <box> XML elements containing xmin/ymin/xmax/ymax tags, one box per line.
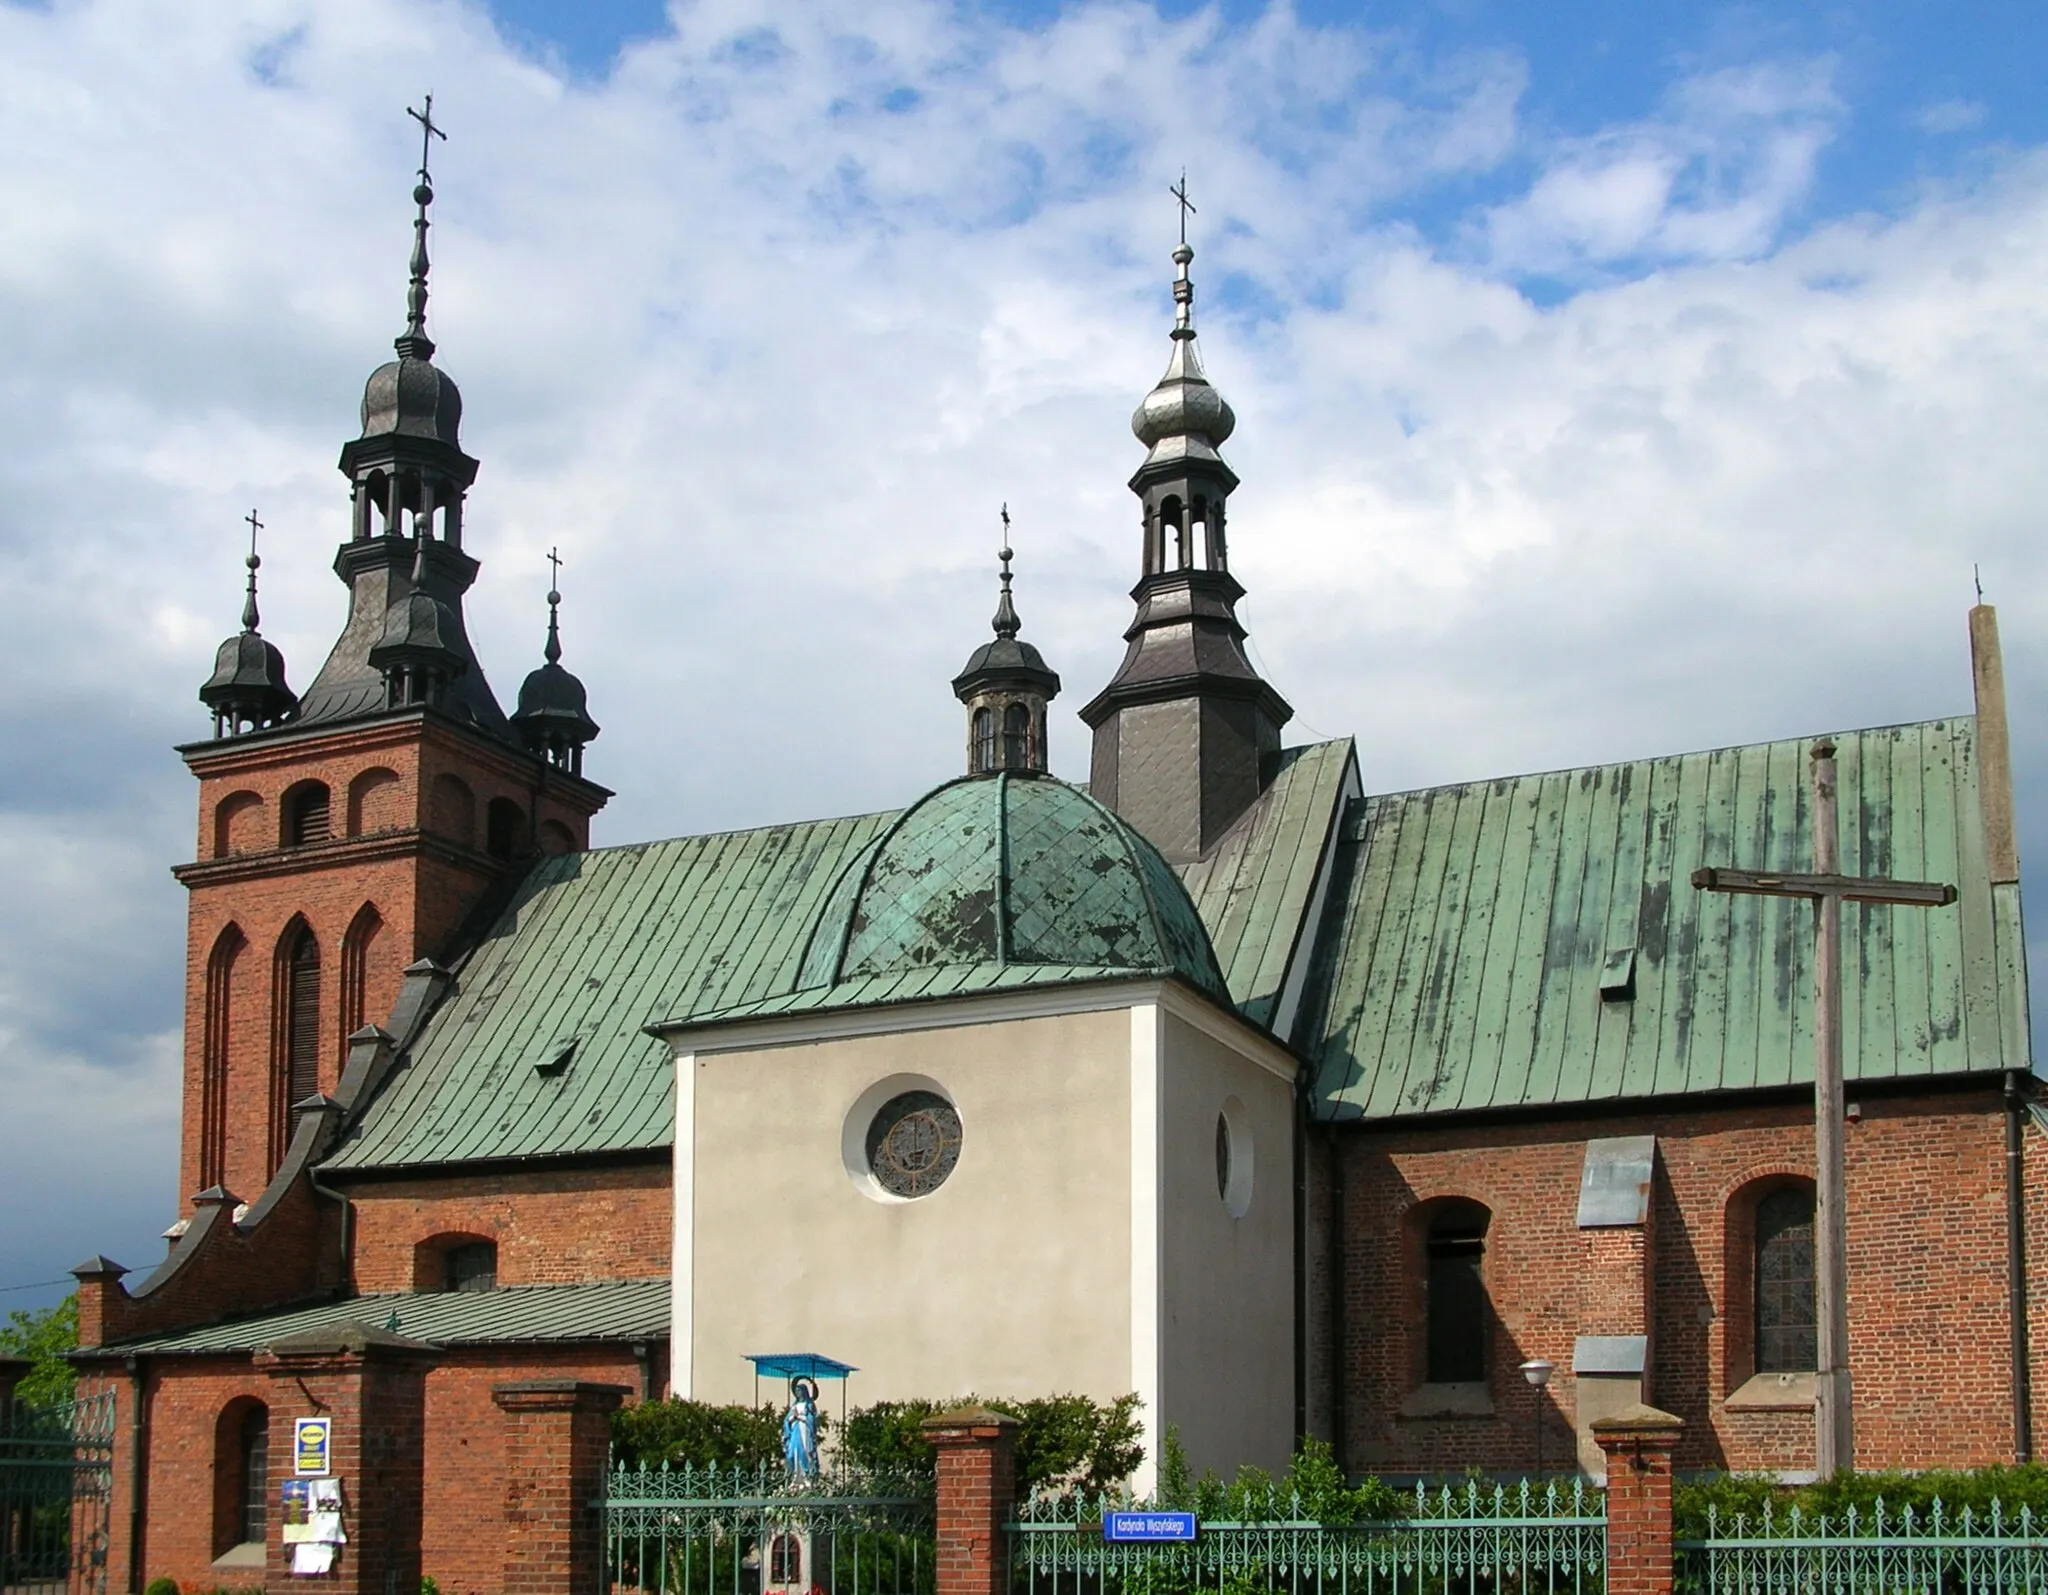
<box><xmin>781</xmin><ymin>1376</ymin><xmax>820</xmax><ymax>1479</ymax></box>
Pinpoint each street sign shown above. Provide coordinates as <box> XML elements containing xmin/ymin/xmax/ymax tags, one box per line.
<box><xmin>1104</xmin><ymin>1512</ymin><xmax>1197</xmax><ymax>1544</ymax></box>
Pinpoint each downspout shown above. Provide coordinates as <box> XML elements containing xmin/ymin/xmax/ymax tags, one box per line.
<box><xmin>1325</xmin><ymin>1125</ymin><xmax>1347</xmax><ymax>1472</ymax></box>
<box><xmin>124</xmin><ymin>1355</ymin><xmax>147</xmax><ymax>1594</ymax></box>
<box><xmin>1291</xmin><ymin>1070</ymin><xmax>1308</xmax><ymax>1447</ymax></box>
<box><xmin>307</xmin><ymin>1167</ymin><xmax>352</xmax><ymax>1295</ymax></box>
<box><xmin>2007</xmin><ymin>1071</ymin><xmax>2034</xmax><ymax>1461</ymax></box>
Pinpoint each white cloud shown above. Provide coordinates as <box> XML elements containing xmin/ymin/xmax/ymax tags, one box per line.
<box><xmin>0</xmin><ymin>0</ymin><xmax>2043</xmax><ymax>1287</ymax></box>
<box><xmin>1915</xmin><ymin>98</ymin><xmax>1988</xmax><ymax>136</ymax></box>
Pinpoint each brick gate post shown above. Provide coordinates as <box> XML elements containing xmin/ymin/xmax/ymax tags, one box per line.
<box><xmin>493</xmin><ymin>1380</ymin><xmax>630</xmax><ymax>1595</ymax></box>
<box><xmin>922</xmin><ymin>1407</ymin><xmax>1019</xmax><ymax>1595</ymax></box>
<box><xmin>1592</xmin><ymin>1404</ymin><xmax>1683</xmax><ymax>1595</ymax></box>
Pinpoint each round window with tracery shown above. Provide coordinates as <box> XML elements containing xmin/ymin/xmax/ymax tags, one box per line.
<box><xmin>865</xmin><ymin>1090</ymin><xmax>963</xmax><ymax>1198</ymax></box>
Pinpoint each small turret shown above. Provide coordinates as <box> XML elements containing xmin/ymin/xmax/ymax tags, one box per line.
<box><xmin>512</xmin><ymin>551</ymin><xmax>600</xmax><ymax>776</ymax></box>
<box><xmin>199</xmin><ymin>511</ymin><xmax>298</xmax><ymax>738</ymax></box>
<box><xmin>952</xmin><ymin>507</ymin><xmax>1059</xmax><ymax>774</ymax></box>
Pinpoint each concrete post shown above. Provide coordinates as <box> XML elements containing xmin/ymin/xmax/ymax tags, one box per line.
<box><xmin>923</xmin><ymin>1406</ymin><xmax>1020</xmax><ymax>1595</ymax></box>
<box><xmin>1592</xmin><ymin>1404</ymin><xmax>1683</xmax><ymax>1595</ymax></box>
<box><xmin>493</xmin><ymin>1380</ymin><xmax>629</xmax><ymax>1595</ymax></box>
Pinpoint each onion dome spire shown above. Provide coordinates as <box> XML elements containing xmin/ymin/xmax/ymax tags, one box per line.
<box><xmin>953</xmin><ymin>505</ymin><xmax>1060</xmax><ymax>774</ymax></box>
<box><xmin>200</xmin><ymin>511</ymin><xmax>298</xmax><ymax>738</ymax></box>
<box><xmin>513</xmin><ymin>547</ymin><xmax>601</xmax><ymax>776</ymax></box>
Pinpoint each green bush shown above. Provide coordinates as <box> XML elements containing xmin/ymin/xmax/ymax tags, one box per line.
<box><xmin>608</xmin><ymin>1398</ymin><xmax>784</xmax><ymax>1470</ymax></box>
<box><xmin>142</xmin><ymin>1578</ymin><xmax>179</xmax><ymax>1595</ymax></box>
<box><xmin>838</xmin><ymin>1393</ymin><xmax>1143</xmax><ymax>1496</ymax></box>
<box><xmin>1150</xmin><ymin>1431</ymin><xmax>1408</xmax><ymax>1525</ymax></box>
<box><xmin>1675</xmin><ymin>1464</ymin><xmax>2048</xmax><ymax>1539</ymax></box>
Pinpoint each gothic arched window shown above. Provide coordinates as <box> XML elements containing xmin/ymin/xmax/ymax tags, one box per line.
<box><xmin>213</xmin><ymin>1398</ymin><xmax>269</xmax><ymax>1553</ymax></box>
<box><xmin>1425</xmin><ymin>1201</ymin><xmax>1490</xmax><ymax>1383</ymax></box>
<box><xmin>200</xmin><ymin>925</ymin><xmax>245</xmax><ymax>1190</ymax></box>
<box><xmin>971</xmin><ymin>708</ymin><xmax>995</xmax><ymax>773</ymax></box>
<box><xmin>1756</xmin><ymin>1185</ymin><xmax>1817</xmax><ymax>1373</ymax></box>
<box><xmin>1002</xmin><ymin>703</ymin><xmax>1031</xmax><ymax>769</ymax></box>
<box><xmin>275</xmin><ymin>922</ymin><xmax>320</xmax><ymax>1166</ymax></box>
<box><xmin>486</xmin><ymin>797</ymin><xmax>524</xmax><ymax>861</ymax></box>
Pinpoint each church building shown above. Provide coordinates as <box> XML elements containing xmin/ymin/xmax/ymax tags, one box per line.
<box><xmin>66</xmin><ymin>140</ymin><xmax>2046</xmax><ymax>1595</ymax></box>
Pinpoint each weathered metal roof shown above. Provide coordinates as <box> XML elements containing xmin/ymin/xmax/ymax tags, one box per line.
<box><xmin>1181</xmin><ymin>740</ymin><xmax>1356</xmax><ymax>1030</ymax></box>
<box><xmin>1304</xmin><ymin>718</ymin><xmax>2032</xmax><ymax>1120</ymax></box>
<box><xmin>786</xmin><ymin>771</ymin><xmax>1230</xmax><ymax>1013</ymax></box>
<box><xmin>101</xmin><ymin>1278</ymin><xmax>670</xmax><ymax>1355</ymax></box>
<box><xmin>326</xmin><ymin>811</ymin><xmax>894</xmax><ymax>1169</ymax></box>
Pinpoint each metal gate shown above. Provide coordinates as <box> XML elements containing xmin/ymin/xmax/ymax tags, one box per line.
<box><xmin>0</xmin><ymin>1391</ymin><xmax>116</xmax><ymax>1595</ymax></box>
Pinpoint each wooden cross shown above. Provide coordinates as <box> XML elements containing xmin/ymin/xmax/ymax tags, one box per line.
<box><xmin>1692</xmin><ymin>738</ymin><xmax>1957</xmax><ymax>1479</ymax></box>
<box><xmin>1170</xmin><ymin>171</ymin><xmax>1196</xmax><ymax>245</ymax></box>
<box><xmin>408</xmin><ymin>94</ymin><xmax>446</xmax><ymax>184</ymax></box>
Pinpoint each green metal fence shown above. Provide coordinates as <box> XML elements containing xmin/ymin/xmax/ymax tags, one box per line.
<box><xmin>1008</xmin><ymin>1480</ymin><xmax>1607</xmax><ymax>1595</ymax></box>
<box><xmin>1677</xmin><ymin>1498</ymin><xmax>2048</xmax><ymax>1594</ymax></box>
<box><xmin>603</xmin><ymin>1461</ymin><xmax>935</xmax><ymax>1595</ymax></box>
<box><xmin>0</xmin><ymin>1390</ymin><xmax>116</xmax><ymax>1595</ymax></box>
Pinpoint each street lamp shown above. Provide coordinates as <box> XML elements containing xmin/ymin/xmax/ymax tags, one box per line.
<box><xmin>1519</xmin><ymin>1359</ymin><xmax>1554</xmax><ymax>1481</ymax></box>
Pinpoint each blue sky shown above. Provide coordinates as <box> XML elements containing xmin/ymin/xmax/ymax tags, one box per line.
<box><xmin>2</xmin><ymin>0</ymin><xmax>2047</xmax><ymax>1310</ymax></box>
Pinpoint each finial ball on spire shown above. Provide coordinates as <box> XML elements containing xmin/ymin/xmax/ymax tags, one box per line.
<box><xmin>414</xmin><ymin>183</ymin><xmax>433</xmax><ymax>207</ymax></box>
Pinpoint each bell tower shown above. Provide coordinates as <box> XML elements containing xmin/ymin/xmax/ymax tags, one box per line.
<box><xmin>952</xmin><ymin>508</ymin><xmax>1060</xmax><ymax>774</ymax></box>
<box><xmin>1080</xmin><ymin>202</ymin><xmax>1291</xmax><ymax>862</ymax></box>
<box><xmin>171</xmin><ymin>103</ymin><xmax>610</xmax><ymax>1210</ymax></box>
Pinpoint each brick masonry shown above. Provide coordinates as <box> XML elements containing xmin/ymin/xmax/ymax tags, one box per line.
<box><xmin>1316</xmin><ymin>1083</ymin><xmax>2047</xmax><ymax>1477</ymax></box>
<box><xmin>924</xmin><ymin>1408</ymin><xmax>1020</xmax><ymax>1595</ymax></box>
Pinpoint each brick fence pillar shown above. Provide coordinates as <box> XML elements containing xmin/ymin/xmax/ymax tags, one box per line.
<box><xmin>493</xmin><ymin>1379</ymin><xmax>630</xmax><ymax>1595</ymax></box>
<box><xmin>255</xmin><ymin>1323</ymin><xmax>436</xmax><ymax>1595</ymax></box>
<box><xmin>922</xmin><ymin>1406</ymin><xmax>1019</xmax><ymax>1595</ymax></box>
<box><xmin>1593</xmin><ymin>1403</ymin><xmax>1683</xmax><ymax>1595</ymax></box>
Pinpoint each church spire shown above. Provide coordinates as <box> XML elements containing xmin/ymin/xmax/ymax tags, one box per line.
<box><xmin>1079</xmin><ymin>184</ymin><xmax>1291</xmax><ymax>862</ymax></box>
<box><xmin>395</xmin><ymin>94</ymin><xmax>446</xmax><ymax>361</ymax></box>
<box><xmin>199</xmin><ymin>510</ymin><xmax>298</xmax><ymax>738</ymax></box>
<box><xmin>513</xmin><ymin>548</ymin><xmax>601</xmax><ymax>776</ymax></box>
<box><xmin>954</xmin><ymin>506</ymin><xmax>1059</xmax><ymax>774</ymax></box>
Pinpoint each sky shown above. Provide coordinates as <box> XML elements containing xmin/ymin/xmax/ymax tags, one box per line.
<box><xmin>3</xmin><ymin>0</ymin><xmax>2048</xmax><ymax>1311</ymax></box>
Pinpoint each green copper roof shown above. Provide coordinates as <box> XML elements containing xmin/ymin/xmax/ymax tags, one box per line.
<box><xmin>1303</xmin><ymin>717</ymin><xmax>2032</xmax><ymax>1120</ymax></box>
<box><xmin>325</xmin><ymin>812</ymin><xmax>892</xmax><ymax>1170</ymax></box>
<box><xmin>779</xmin><ymin>771</ymin><xmax>1230</xmax><ymax>1015</ymax></box>
<box><xmin>100</xmin><ymin>1279</ymin><xmax>670</xmax><ymax>1355</ymax></box>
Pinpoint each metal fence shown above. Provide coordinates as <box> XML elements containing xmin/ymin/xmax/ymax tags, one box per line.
<box><xmin>603</xmin><ymin>1461</ymin><xmax>936</xmax><ymax>1595</ymax></box>
<box><xmin>1677</xmin><ymin>1498</ymin><xmax>2048</xmax><ymax>1594</ymax></box>
<box><xmin>0</xmin><ymin>1390</ymin><xmax>116</xmax><ymax>1595</ymax></box>
<box><xmin>1008</xmin><ymin>1480</ymin><xmax>1607</xmax><ymax>1595</ymax></box>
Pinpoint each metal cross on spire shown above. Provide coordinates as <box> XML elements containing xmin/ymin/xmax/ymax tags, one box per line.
<box><xmin>409</xmin><ymin>94</ymin><xmax>446</xmax><ymax>186</ymax></box>
<box><xmin>399</xmin><ymin>96</ymin><xmax>447</xmax><ymax>354</ymax></box>
<box><xmin>547</xmin><ymin>545</ymin><xmax>563</xmax><ymax>595</ymax></box>
<box><xmin>1169</xmin><ymin>170</ymin><xmax>1196</xmax><ymax>245</ymax></box>
<box><xmin>241</xmin><ymin>510</ymin><xmax>264</xmax><ymax>632</ymax></box>
<box><xmin>1693</xmin><ymin>739</ymin><xmax>1957</xmax><ymax>1480</ymax></box>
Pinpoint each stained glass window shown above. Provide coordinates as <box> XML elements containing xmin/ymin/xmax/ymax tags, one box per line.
<box><xmin>866</xmin><ymin>1091</ymin><xmax>963</xmax><ymax>1198</ymax></box>
<box><xmin>1756</xmin><ymin>1186</ymin><xmax>1817</xmax><ymax>1373</ymax></box>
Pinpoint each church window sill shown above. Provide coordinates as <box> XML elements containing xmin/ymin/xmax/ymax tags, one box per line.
<box><xmin>213</xmin><ymin>1543</ymin><xmax>265</xmax><ymax>1571</ymax></box>
<box><xmin>1397</xmin><ymin>1382</ymin><xmax>1495</xmax><ymax>1419</ymax></box>
<box><xmin>1725</xmin><ymin>1371</ymin><xmax>1816</xmax><ymax>1411</ymax></box>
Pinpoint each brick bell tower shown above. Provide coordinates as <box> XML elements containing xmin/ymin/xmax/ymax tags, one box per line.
<box><xmin>172</xmin><ymin>114</ymin><xmax>608</xmax><ymax>1207</ymax></box>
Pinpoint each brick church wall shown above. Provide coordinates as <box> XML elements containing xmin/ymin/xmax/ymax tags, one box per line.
<box><xmin>1326</xmin><ymin>1083</ymin><xmax>2044</xmax><ymax>1478</ymax></box>
<box><xmin>345</xmin><ymin>1162</ymin><xmax>672</xmax><ymax>1292</ymax></box>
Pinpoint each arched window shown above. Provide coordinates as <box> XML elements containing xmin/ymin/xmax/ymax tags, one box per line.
<box><xmin>444</xmin><ymin>1240</ymin><xmax>498</xmax><ymax>1293</ymax></box>
<box><xmin>971</xmin><ymin>708</ymin><xmax>995</xmax><ymax>773</ymax></box>
<box><xmin>340</xmin><ymin>904</ymin><xmax>383</xmax><ymax>1049</ymax></box>
<box><xmin>200</xmin><ymin>925</ymin><xmax>245</xmax><ymax>1191</ymax></box>
<box><xmin>346</xmin><ymin>767</ymin><xmax>402</xmax><ymax>837</ymax></box>
<box><xmin>430</xmin><ymin>773</ymin><xmax>476</xmax><ymax>849</ymax></box>
<box><xmin>1002</xmin><ymin>704</ymin><xmax>1031</xmax><ymax>769</ymax></box>
<box><xmin>213</xmin><ymin>791</ymin><xmax>264</xmax><ymax>858</ymax></box>
<box><xmin>1756</xmin><ymin>1185</ymin><xmax>1817</xmax><ymax>1373</ymax></box>
<box><xmin>1425</xmin><ymin>1201</ymin><xmax>1490</xmax><ymax>1383</ymax></box>
<box><xmin>486</xmin><ymin>797</ymin><xmax>524</xmax><ymax>861</ymax></box>
<box><xmin>275</xmin><ymin>922</ymin><xmax>320</xmax><ymax>1166</ymax></box>
<box><xmin>284</xmin><ymin>782</ymin><xmax>332</xmax><ymax>846</ymax></box>
<box><xmin>212</xmin><ymin>1398</ymin><xmax>269</xmax><ymax>1553</ymax></box>
<box><xmin>769</xmin><ymin>1533</ymin><xmax>802</xmax><ymax>1585</ymax></box>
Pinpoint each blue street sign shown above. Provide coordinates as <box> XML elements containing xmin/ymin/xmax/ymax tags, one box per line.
<box><xmin>1104</xmin><ymin>1512</ymin><xmax>1198</xmax><ymax>1544</ymax></box>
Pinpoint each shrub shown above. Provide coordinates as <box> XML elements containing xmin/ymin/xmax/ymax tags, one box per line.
<box><xmin>838</xmin><ymin>1393</ymin><xmax>1143</xmax><ymax>1496</ymax></box>
<box><xmin>1675</xmin><ymin>1464</ymin><xmax>2048</xmax><ymax>1539</ymax></box>
<box><xmin>609</xmin><ymin>1398</ymin><xmax>782</xmax><ymax>1470</ymax></box>
<box><xmin>142</xmin><ymin>1578</ymin><xmax>179</xmax><ymax>1595</ymax></box>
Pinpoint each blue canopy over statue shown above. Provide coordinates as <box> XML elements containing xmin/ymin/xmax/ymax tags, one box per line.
<box><xmin>744</xmin><ymin>1353</ymin><xmax>858</xmax><ymax>1382</ymax></box>
<box><xmin>745</xmin><ymin>1353</ymin><xmax>857</xmax><ymax>1478</ymax></box>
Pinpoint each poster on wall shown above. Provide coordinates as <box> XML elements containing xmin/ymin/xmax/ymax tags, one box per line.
<box><xmin>280</xmin><ymin>1480</ymin><xmax>312</xmax><ymax>1544</ymax></box>
<box><xmin>294</xmin><ymin>1417</ymin><xmax>332</xmax><ymax>1476</ymax></box>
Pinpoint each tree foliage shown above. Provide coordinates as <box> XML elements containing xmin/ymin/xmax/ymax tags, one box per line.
<box><xmin>838</xmin><ymin>1393</ymin><xmax>1144</xmax><ymax>1497</ymax></box>
<box><xmin>0</xmin><ymin>1294</ymin><xmax>78</xmax><ymax>1407</ymax></box>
